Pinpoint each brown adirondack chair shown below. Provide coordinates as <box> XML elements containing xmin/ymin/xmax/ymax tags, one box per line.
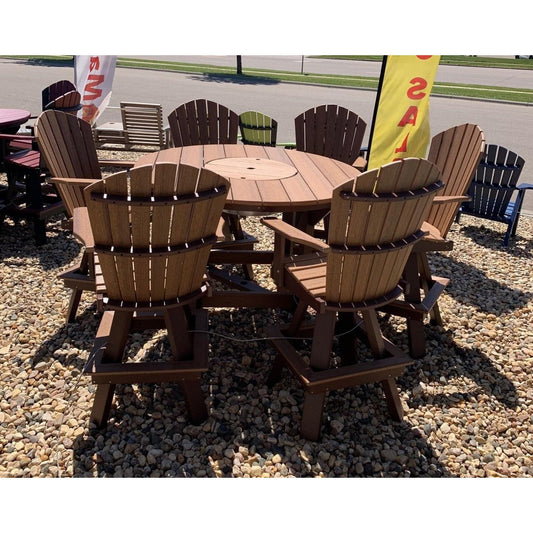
<box><xmin>382</xmin><ymin>123</ymin><xmax>485</xmax><ymax>357</ymax></box>
<box><xmin>294</xmin><ymin>104</ymin><xmax>367</xmax><ymax>167</ymax></box>
<box><xmin>34</xmin><ymin>109</ymin><xmax>136</xmax><ymax>322</ymax></box>
<box><xmin>263</xmin><ymin>158</ymin><xmax>442</xmax><ymax>440</ymax></box>
<box><xmin>82</xmin><ymin>162</ymin><xmax>229</xmax><ymax>428</ymax></box>
<box><xmin>93</xmin><ymin>101</ymin><xmax>170</xmax><ymax>151</ymax></box>
<box><xmin>167</xmin><ymin>99</ymin><xmax>239</xmax><ymax>147</ymax></box>
<box><xmin>168</xmin><ymin>99</ymin><xmax>255</xmax><ymax>278</ymax></box>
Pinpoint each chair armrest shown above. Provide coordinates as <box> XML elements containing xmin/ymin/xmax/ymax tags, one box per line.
<box><xmin>48</xmin><ymin>177</ymin><xmax>99</xmax><ymax>187</ymax></box>
<box><xmin>353</xmin><ymin>155</ymin><xmax>367</xmax><ymax>171</ymax></box>
<box><xmin>433</xmin><ymin>195</ymin><xmax>470</xmax><ymax>205</ymax></box>
<box><xmin>261</xmin><ymin>216</ymin><xmax>330</xmax><ymax>253</ymax></box>
<box><xmin>517</xmin><ymin>183</ymin><xmax>533</xmax><ymax>190</ymax></box>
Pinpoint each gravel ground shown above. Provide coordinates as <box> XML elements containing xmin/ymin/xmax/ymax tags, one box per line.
<box><xmin>0</xmin><ymin>160</ymin><xmax>532</xmax><ymax>479</ymax></box>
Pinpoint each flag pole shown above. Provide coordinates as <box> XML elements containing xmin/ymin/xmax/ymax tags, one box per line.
<box><xmin>365</xmin><ymin>55</ymin><xmax>388</xmax><ymax>168</ymax></box>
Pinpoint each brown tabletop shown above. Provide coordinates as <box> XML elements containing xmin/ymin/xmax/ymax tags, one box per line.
<box><xmin>135</xmin><ymin>144</ymin><xmax>361</xmax><ymax>214</ymax></box>
<box><xmin>0</xmin><ymin>108</ymin><xmax>31</xmax><ymax>133</ymax></box>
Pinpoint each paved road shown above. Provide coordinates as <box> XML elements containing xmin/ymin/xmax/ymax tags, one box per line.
<box><xmin>124</xmin><ymin>55</ymin><xmax>533</xmax><ymax>90</ymax></box>
<box><xmin>1</xmin><ymin>57</ymin><xmax>532</xmax><ymax>215</ymax></box>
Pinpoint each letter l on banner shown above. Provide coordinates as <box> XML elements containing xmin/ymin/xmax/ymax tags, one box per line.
<box><xmin>75</xmin><ymin>55</ymin><xmax>117</xmax><ymax>125</ymax></box>
<box><xmin>367</xmin><ymin>55</ymin><xmax>440</xmax><ymax>170</ymax></box>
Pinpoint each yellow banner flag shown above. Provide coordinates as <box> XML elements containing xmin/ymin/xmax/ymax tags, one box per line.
<box><xmin>367</xmin><ymin>55</ymin><xmax>440</xmax><ymax>170</ymax></box>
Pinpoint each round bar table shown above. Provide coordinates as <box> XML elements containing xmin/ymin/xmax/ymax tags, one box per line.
<box><xmin>135</xmin><ymin>144</ymin><xmax>361</xmax><ymax>217</ymax></box>
<box><xmin>0</xmin><ymin>108</ymin><xmax>31</xmax><ymax>133</ymax></box>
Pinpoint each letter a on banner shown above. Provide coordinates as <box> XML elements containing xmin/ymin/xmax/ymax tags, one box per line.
<box><xmin>367</xmin><ymin>55</ymin><xmax>440</xmax><ymax>170</ymax></box>
<box><xmin>75</xmin><ymin>55</ymin><xmax>117</xmax><ymax>125</ymax></box>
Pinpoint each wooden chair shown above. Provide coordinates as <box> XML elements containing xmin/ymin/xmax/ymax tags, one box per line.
<box><xmin>44</xmin><ymin>90</ymin><xmax>82</xmax><ymax>114</ymax></box>
<box><xmin>168</xmin><ymin>99</ymin><xmax>255</xmax><ymax>278</ymax></box>
<box><xmin>263</xmin><ymin>158</ymin><xmax>442</xmax><ymax>440</ymax></box>
<box><xmin>455</xmin><ymin>144</ymin><xmax>530</xmax><ymax>246</ymax></box>
<box><xmin>34</xmin><ymin>109</ymin><xmax>136</xmax><ymax>322</ymax></box>
<box><xmin>382</xmin><ymin>123</ymin><xmax>485</xmax><ymax>358</ymax></box>
<box><xmin>42</xmin><ymin>80</ymin><xmax>77</xmax><ymax>111</ymax></box>
<box><xmin>167</xmin><ymin>99</ymin><xmax>239</xmax><ymax>147</ymax></box>
<box><xmin>239</xmin><ymin>111</ymin><xmax>278</xmax><ymax>146</ymax></box>
<box><xmin>82</xmin><ymin>162</ymin><xmax>229</xmax><ymax>428</ymax></box>
<box><xmin>294</xmin><ymin>104</ymin><xmax>367</xmax><ymax>167</ymax></box>
<box><xmin>93</xmin><ymin>101</ymin><xmax>170</xmax><ymax>151</ymax></box>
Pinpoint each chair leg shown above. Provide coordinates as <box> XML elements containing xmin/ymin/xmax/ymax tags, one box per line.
<box><xmin>266</xmin><ymin>353</ymin><xmax>286</xmax><ymax>386</ymax></box>
<box><xmin>361</xmin><ymin>309</ymin><xmax>386</xmax><ymax>356</ymax></box>
<box><xmin>165</xmin><ymin>306</ymin><xmax>208</xmax><ymax>423</ymax></box>
<box><xmin>418</xmin><ymin>253</ymin><xmax>443</xmax><ymax>326</ymax></box>
<box><xmin>66</xmin><ymin>288</ymin><xmax>83</xmax><ymax>323</ymax></box>
<box><xmin>337</xmin><ymin>312</ymin><xmax>358</xmax><ymax>365</ymax></box>
<box><xmin>381</xmin><ymin>378</ymin><xmax>404</xmax><ymax>421</ymax></box>
<box><xmin>300</xmin><ymin>390</ymin><xmax>327</xmax><ymax>441</ymax></box>
<box><xmin>403</xmin><ymin>253</ymin><xmax>427</xmax><ymax>358</ymax></box>
<box><xmin>180</xmin><ymin>379</ymin><xmax>208</xmax><ymax>423</ymax></box>
<box><xmin>89</xmin><ymin>310</ymin><xmax>132</xmax><ymax>427</ymax></box>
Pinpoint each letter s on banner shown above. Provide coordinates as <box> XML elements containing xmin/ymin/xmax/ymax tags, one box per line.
<box><xmin>75</xmin><ymin>55</ymin><xmax>117</xmax><ymax>125</ymax></box>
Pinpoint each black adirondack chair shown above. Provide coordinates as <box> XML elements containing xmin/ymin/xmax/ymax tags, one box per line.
<box><xmin>456</xmin><ymin>144</ymin><xmax>531</xmax><ymax>245</ymax></box>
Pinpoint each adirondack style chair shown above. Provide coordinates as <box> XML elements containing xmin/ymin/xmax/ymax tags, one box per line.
<box><xmin>382</xmin><ymin>123</ymin><xmax>485</xmax><ymax>358</ymax></box>
<box><xmin>42</xmin><ymin>80</ymin><xmax>77</xmax><ymax>111</ymax></box>
<box><xmin>238</xmin><ymin>111</ymin><xmax>278</xmax><ymax>146</ymax></box>
<box><xmin>456</xmin><ymin>144</ymin><xmax>530</xmax><ymax>246</ymax></box>
<box><xmin>168</xmin><ymin>99</ymin><xmax>239</xmax><ymax>147</ymax></box>
<box><xmin>35</xmin><ymin>109</ymin><xmax>136</xmax><ymax>322</ymax></box>
<box><xmin>263</xmin><ymin>158</ymin><xmax>442</xmax><ymax>440</ymax></box>
<box><xmin>93</xmin><ymin>102</ymin><xmax>170</xmax><ymax>151</ymax></box>
<box><xmin>44</xmin><ymin>90</ymin><xmax>82</xmax><ymax>114</ymax></box>
<box><xmin>294</xmin><ymin>104</ymin><xmax>367</xmax><ymax>168</ymax></box>
<box><xmin>82</xmin><ymin>162</ymin><xmax>229</xmax><ymax>428</ymax></box>
<box><xmin>168</xmin><ymin>99</ymin><xmax>255</xmax><ymax>278</ymax></box>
